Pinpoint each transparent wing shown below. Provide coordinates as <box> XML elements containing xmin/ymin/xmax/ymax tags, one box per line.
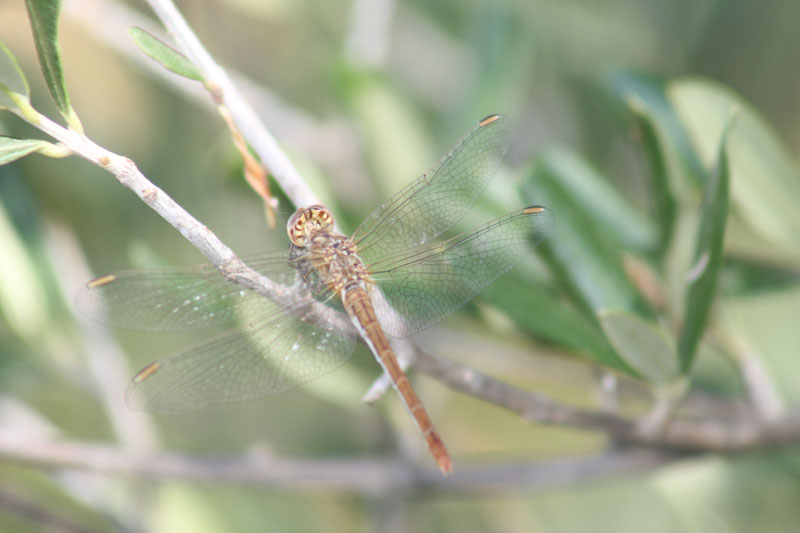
<box><xmin>75</xmin><ymin>252</ymin><xmax>297</xmax><ymax>331</ymax></box>
<box><xmin>126</xmin><ymin>297</ymin><xmax>356</xmax><ymax>411</ymax></box>
<box><xmin>367</xmin><ymin>206</ymin><xmax>554</xmax><ymax>338</ymax></box>
<box><xmin>352</xmin><ymin>114</ymin><xmax>512</xmax><ymax>262</ymax></box>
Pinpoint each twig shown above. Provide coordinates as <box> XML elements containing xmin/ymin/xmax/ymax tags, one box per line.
<box><xmin>414</xmin><ymin>349</ymin><xmax>634</xmax><ymax>434</ymax></box>
<box><xmin>20</xmin><ymin>111</ymin><xmax>353</xmax><ymax>342</ymax></box>
<box><xmin>710</xmin><ymin>317</ymin><xmax>784</xmax><ymax>421</ymax></box>
<box><xmin>25</xmin><ymin>115</ymin><xmax>233</xmax><ymax>263</ymax></box>
<box><xmin>25</xmin><ymin>113</ymin><xmax>287</xmax><ymax>294</ymax></box>
<box><xmin>0</xmin><ymin>434</ymin><xmax>672</xmax><ymax>493</ymax></box>
<box><xmin>736</xmin><ymin>347</ymin><xmax>784</xmax><ymax>420</ymax></box>
<box><xmin>144</xmin><ymin>0</ymin><xmax>319</xmax><ymax>209</ymax></box>
<box><xmin>413</xmin><ymin>349</ymin><xmax>800</xmax><ymax>452</ymax></box>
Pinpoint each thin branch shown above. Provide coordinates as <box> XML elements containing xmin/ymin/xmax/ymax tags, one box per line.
<box><xmin>26</xmin><ymin>114</ymin><xmax>235</xmax><ymax>266</ymax></box>
<box><xmin>0</xmin><ymin>434</ymin><xmax>673</xmax><ymax>493</ymax></box>
<box><xmin>144</xmin><ymin>0</ymin><xmax>319</xmax><ymax>209</ymax></box>
<box><xmin>414</xmin><ymin>349</ymin><xmax>634</xmax><ymax>434</ymax></box>
<box><xmin>736</xmin><ymin>347</ymin><xmax>784</xmax><ymax>419</ymax></box>
<box><xmin>413</xmin><ymin>349</ymin><xmax>800</xmax><ymax>452</ymax></box>
<box><xmin>710</xmin><ymin>318</ymin><xmax>784</xmax><ymax>421</ymax></box>
<box><xmin>22</xmin><ymin>111</ymin><xmax>351</xmax><ymax>336</ymax></box>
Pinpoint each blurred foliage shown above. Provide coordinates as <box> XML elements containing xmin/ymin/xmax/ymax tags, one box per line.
<box><xmin>2</xmin><ymin>0</ymin><xmax>800</xmax><ymax>531</ymax></box>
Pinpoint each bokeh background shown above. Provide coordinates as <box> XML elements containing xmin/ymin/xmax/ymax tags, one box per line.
<box><xmin>2</xmin><ymin>0</ymin><xmax>800</xmax><ymax>531</ymax></box>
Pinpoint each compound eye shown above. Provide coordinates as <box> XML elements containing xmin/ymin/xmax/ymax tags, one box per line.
<box><xmin>308</xmin><ymin>205</ymin><xmax>334</xmax><ymax>229</ymax></box>
<box><xmin>286</xmin><ymin>205</ymin><xmax>335</xmax><ymax>246</ymax></box>
<box><xmin>287</xmin><ymin>207</ymin><xmax>308</xmax><ymax>246</ymax></box>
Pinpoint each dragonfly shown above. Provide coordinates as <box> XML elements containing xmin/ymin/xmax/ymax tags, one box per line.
<box><xmin>76</xmin><ymin>114</ymin><xmax>554</xmax><ymax>475</ymax></box>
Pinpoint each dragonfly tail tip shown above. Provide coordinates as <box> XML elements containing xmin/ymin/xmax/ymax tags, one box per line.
<box><xmin>437</xmin><ymin>458</ymin><xmax>454</xmax><ymax>476</ymax></box>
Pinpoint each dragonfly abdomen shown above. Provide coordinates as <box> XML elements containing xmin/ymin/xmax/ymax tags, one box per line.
<box><xmin>342</xmin><ymin>285</ymin><xmax>453</xmax><ymax>475</ymax></box>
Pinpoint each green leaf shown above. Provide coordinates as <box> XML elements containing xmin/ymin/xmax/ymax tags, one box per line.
<box><xmin>538</xmin><ymin>148</ymin><xmax>657</xmax><ymax>252</ymax></box>
<box><xmin>677</xmin><ymin>113</ymin><xmax>734</xmax><ymax>373</ymax></box>
<box><xmin>0</xmin><ymin>137</ymin><xmax>51</xmax><ymax>165</ymax></box>
<box><xmin>128</xmin><ymin>27</ymin><xmax>203</xmax><ymax>82</ymax></box>
<box><xmin>609</xmin><ymin>70</ymin><xmax>705</xmax><ymax>192</ymax></box>
<box><xmin>599</xmin><ymin>310</ymin><xmax>679</xmax><ymax>384</ymax></box>
<box><xmin>669</xmin><ymin>78</ymin><xmax>800</xmax><ymax>252</ymax></box>
<box><xmin>24</xmin><ymin>0</ymin><xmax>81</xmax><ymax>130</ymax></box>
<box><xmin>481</xmin><ymin>274</ymin><xmax>637</xmax><ymax>375</ymax></box>
<box><xmin>0</xmin><ymin>41</ymin><xmax>30</xmax><ymax>109</ymax></box>
<box><xmin>626</xmin><ymin>97</ymin><xmax>678</xmax><ymax>256</ymax></box>
<box><xmin>523</xmin><ymin>160</ymin><xmax>648</xmax><ymax>317</ymax></box>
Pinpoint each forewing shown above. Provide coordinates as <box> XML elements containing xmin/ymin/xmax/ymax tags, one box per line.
<box><xmin>126</xmin><ymin>298</ymin><xmax>356</xmax><ymax>411</ymax></box>
<box><xmin>368</xmin><ymin>207</ymin><xmax>554</xmax><ymax>337</ymax></box>
<box><xmin>75</xmin><ymin>252</ymin><xmax>295</xmax><ymax>331</ymax></box>
<box><xmin>352</xmin><ymin>115</ymin><xmax>512</xmax><ymax>262</ymax></box>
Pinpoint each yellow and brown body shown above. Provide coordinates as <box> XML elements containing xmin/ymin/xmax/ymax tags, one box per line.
<box><xmin>343</xmin><ymin>284</ymin><xmax>452</xmax><ymax>475</ymax></box>
<box><xmin>287</xmin><ymin>204</ymin><xmax>452</xmax><ymax>474</ymax></box>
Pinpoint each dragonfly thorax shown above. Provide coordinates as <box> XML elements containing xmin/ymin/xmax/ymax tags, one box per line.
<box><xmin>287</xmin><ymin>204</ymin><xmax>370</xmax><ymax>294</ymax></box>
<box><xmin>287</xmin><ymin>204</ymin><xmax>334</xmax><ymax>247</ymax></box>
<box><xmin>307</xmin><ymin>232</ymin><xmax>370</xmax><ymax>294</ymax></box>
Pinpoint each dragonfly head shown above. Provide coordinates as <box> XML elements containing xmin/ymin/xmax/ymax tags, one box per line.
<box><xmin>287</xmin><ymin>204</ymin><xmax>334</xmax><ymax>247</ymax></box>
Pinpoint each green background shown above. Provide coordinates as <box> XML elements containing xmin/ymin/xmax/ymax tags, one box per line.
<box><xmin>2</xmin><ymin>0</ymin><xmax>800</xmax><ymax>531</ymax></box>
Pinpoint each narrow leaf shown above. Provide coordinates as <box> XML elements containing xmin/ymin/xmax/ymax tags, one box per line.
<box><xmin>599</xmin><ymin>310</ymin><xmax>679</xmax><ymax>384</ymax></box>
<box><xmin>128</xmin><ymin>27</ymin><xmax>203</xmax><ymax>82</ymax></box>
<box><xmin>523</xmin><ymin>162</ymin><xmax>648</xmax><ymax>318</ymax></box>
<box><xmin>609</xmin><ymin>70</ymin><xmax>705</xmax><ymax>190</ymax></box>
<box><xmin>24</xmin><ymin>0</ymin><xmax>81</xmax><ymax>129</ymax></box>
<box><xmin>677</xmin><ymin>114</ymin><xmax>734</xmax><ymax>372</ymax></box>
<box><xmin>0</xmin><ymin>41</ymin><xmax>30</xmax><ymax>109</ymax></box>
<box><xmin>627</xmin><ymin>96</ymin><xmax>678</xmax><ymax>256</ymax></box>
<box><xmin>481</xmin><ymin>274</ymin><xmax>637</xmax><ymax>375</ymax></box>
<box><xmin>0</xmin><ymin>137</ymin><xmax>51</xmax><ymax>165</ymax></box>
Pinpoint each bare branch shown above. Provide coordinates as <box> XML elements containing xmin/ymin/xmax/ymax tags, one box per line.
<box><xmin>414</xmin><ymin>349</ymin><xmax>634</xmax><ymax>434</ymax></box>
<box><xmin>27</xmin><ymin>114</ymin><xmax>234</xmax><ymax>265</ymax></box>
<box><xmin>0</xmin><ymin>434</ymin><xmax>673</xmax><ymax>493</ymax></box>
<box><xmin>21</xmin><ymin>110</ymin><xmax>351</xmax><ymax>337</ymax></box>
<box><xmin>413</xmin><ymin>349</ymin><xmax>800</xmax><ymax>452</ymax></box>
